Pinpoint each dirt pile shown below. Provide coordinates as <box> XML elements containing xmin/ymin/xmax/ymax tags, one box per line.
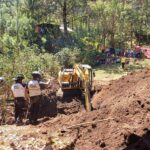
<box><xmin>39</xmin><ymin>69</ymin><xmax>150</xmax><ymax>150</ymax></box>
<box><xmin>40</xmin><ymin>80</ymin><xmax>84</xmax><ymax>117</ymax></box>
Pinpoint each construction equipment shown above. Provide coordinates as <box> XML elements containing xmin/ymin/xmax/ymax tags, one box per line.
<box><xmin>58</xmin><ymin>64</ymin><xmax>94</xmax><ymax>111</ymax></box>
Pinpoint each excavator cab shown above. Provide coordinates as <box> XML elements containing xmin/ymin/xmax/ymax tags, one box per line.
<box><xmin>58</xmin><ymin>68</ymin><xmax>78</xmax><ymax>89</ymax></box>
<box><xmin>58</xmin><ymin>64</ymin><xmax>93</xmax><ymax>90</ymax></box>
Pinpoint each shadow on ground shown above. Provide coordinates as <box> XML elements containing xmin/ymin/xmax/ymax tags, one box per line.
<box><xmin>123</xmin><ymin>130</ymin><xmax>150</xmax><ymax>150</ymax></box>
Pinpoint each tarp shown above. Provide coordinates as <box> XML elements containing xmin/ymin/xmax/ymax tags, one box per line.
<box><xmin>59</xmin><ymin>24</ymin><xmax>73</xmax><ymax>32</ymax></box>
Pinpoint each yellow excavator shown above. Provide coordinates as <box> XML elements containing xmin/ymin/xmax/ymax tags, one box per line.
<box><xmin>58</xmin><ymin>64</ymin><xmax>94</xmax><ymax>111</ymax></box>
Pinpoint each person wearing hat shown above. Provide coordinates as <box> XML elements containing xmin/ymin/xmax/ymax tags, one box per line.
<box><xmin>11</xmin><ymin>74</ymin><xmax>28</xmax><ymax>125</ymax></box>
<box><xmin>28</xmin><ymin>71</ymin><xmax>50</xmax><ymax>124</ymax></box>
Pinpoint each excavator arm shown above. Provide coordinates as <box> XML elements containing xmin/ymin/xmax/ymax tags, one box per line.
<box><xmin>73</xmin><ymin>64</ymin><xmax>92</xmax><ymax>111</ymax></box>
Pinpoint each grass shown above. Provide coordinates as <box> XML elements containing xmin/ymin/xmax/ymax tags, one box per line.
<box><xmin>94</xmin><ymin>59</ymin><xmax>150</xmax><ymax>81</ymax></box>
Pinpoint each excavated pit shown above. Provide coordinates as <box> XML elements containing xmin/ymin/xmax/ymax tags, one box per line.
<box><xmin>0</xmin><ymin>80</ymin><xmax>89</xmax><ymax>125</ymax></box>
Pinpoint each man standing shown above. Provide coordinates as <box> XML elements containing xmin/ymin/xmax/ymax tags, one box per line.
<box><xmin>28</xmin><ymin>71</ymin><xmax>50</xmax><ymax>124</ymax></box>
<box><xmin>121</xmin><ymin>55</ymin><xmax>126</xmax><ymax>70</ymax></box>
<box><xmin>11</xmin><ymin>74</ymin><xmax>27</xmax><ymax>125</ymax></box>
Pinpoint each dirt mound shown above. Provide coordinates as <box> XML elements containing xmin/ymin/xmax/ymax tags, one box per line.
<box><xmin>57</xmin><ymin>97</ymin><xmax>83</xmax><ymax>115</ymax></box>
<box><xmin>38</xmin><ymin>69</ymin><xmax>150</xmax><ymax>150</ymax></box>
<box><xmin>40</xmin><ymin>81</ymin><xmax>84</xmax><ymax>117</ymax></box>
<box><xmin>92</xmin><ymin>69</ymin><xmax>150</xmax><ymax>109</ymax></box>
<box><xmin>90</xmin><ymin>68</ymin><xmax>150</xmax><ymax>149</ymax></box>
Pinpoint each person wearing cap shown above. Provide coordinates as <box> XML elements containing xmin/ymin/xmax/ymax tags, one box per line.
<box><xmin>28</xmin><ymin>71</ymin><xmax>50</xmax><ymax>124</ymax></box>
<box><xmin>11</xmin><ymin>74</ymin><xmax>28</xmax><ymax>125</ymax></box>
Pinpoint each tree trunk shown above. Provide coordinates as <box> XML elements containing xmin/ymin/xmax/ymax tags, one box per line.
<box><xmin>16</xmin><ymin>0</ymin><xmax>20</xmax><ymax>54</ymax></box>
<box><xmin>110</xmin><ymin>14</ymin><xmax>115</xmax><ymax>48</ymax></box>
<box><xmin>63</xmin><ymin>0</ymin><xmax>67</xmax><ymax>37</ymax></box>
<box><xmin>103</xmin><ymin>31</ymin><xmax>106</xmax><ymax>49</ymax></box>
<box><xmin>110</xmin><ymin>33</ymin><xmax>115</xmax><ymax>48</ymax></box>
<box><xmin>71</xmin><ymin>17</ymin><xmax>74</xmax><ymax>29</ymax></box>
<box><xmin>130</xmin><ymin>23</ymin><xmax>133</xmax><ymax>48</ymax></box>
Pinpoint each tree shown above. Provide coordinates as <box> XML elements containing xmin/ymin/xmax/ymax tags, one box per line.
<box><xmin>54</xmin><ymin>0</ymin><xmax>88</xmax><ymax>37</ymax></box>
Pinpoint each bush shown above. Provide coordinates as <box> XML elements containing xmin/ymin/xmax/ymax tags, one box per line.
<box><xmin>81</xmin><ymin>50</ymin><xmax>100</xmax><ymax>66</ymax></box>
<box><xmin>0</xmin><ymin>47</ymin><xmax>60</xmax><ymax>85</ymax></box>
<box><xmin>55</xmin><ymin>47</ymin><xmax>81</xmax><ymax>67</ymax></box>
<box><xmin>55</xmin><ymin>47</ymin><xmax>100</xmax><ymax>67</ymax></box>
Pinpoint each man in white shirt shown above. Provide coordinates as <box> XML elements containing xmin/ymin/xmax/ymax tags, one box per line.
<box><xmin>28</xmin><ymin>71</ymin><xmax>50</xmax><ymax>124</ymax></box>
<box><xmin>11</xmin><ymin>74</ymin><xmax>27</xmax><ymax>125</ymax></box>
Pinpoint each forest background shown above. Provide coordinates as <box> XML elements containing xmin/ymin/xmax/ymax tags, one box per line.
<box><xmin>0</xmin><ymin>0</ymin><xmax>149</xmax><ymax>83</ymax></box>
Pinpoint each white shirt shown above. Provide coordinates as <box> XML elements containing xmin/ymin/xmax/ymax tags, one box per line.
<box><xmin>11</xmin><ymin>83</ymin><xmax>25</xmax><ymax>98</ymax></box>
<box><xmin>28</xmin><ymin>80</ymin><xmax>41</xmax><ymax>97</ymax></box>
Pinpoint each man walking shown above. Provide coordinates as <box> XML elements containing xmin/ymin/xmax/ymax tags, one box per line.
<box><xmin>11</xmin><ymin>74</ymin><xmax>27</xmax><ymax>125</ymax></box>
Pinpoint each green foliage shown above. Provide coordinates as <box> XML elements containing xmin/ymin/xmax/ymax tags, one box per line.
<box><xmin>81</xmin><ymin>50</ymin><xmax>100</xmax><ymax>66</ymax></box>
<box><xmin>0</xmin><ymin>0</ymin><xmax>149</xmax><ymax>84</ymax></box>
<box><xmin>80</xmin><ymin>37</ymin><xmax>98</xmax><ymax>48</ymax></box>
<box><xmin>55</xmin><ymin>47</ymin><xmax>99</xmax><ymax>67</ymax></box>
<box><xmin>55</xmin><ymin>47</ymin><xmax>81</xmax><ymax>67</ymax></box>
<box><xmin>0</xmin><ymin>46</ymin><xmax>60</xmax><ymax>84</ymax></box>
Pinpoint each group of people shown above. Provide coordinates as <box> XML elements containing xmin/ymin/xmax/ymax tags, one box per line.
<box><xmin>4</xmin><ymin>71</ymin><xmax>50</xmax><ymax>125</ymax></box>
<box><xmin>96</xmin><ymin>47</ymin><xmax>144</xmax><ymax>66</ymax></box>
